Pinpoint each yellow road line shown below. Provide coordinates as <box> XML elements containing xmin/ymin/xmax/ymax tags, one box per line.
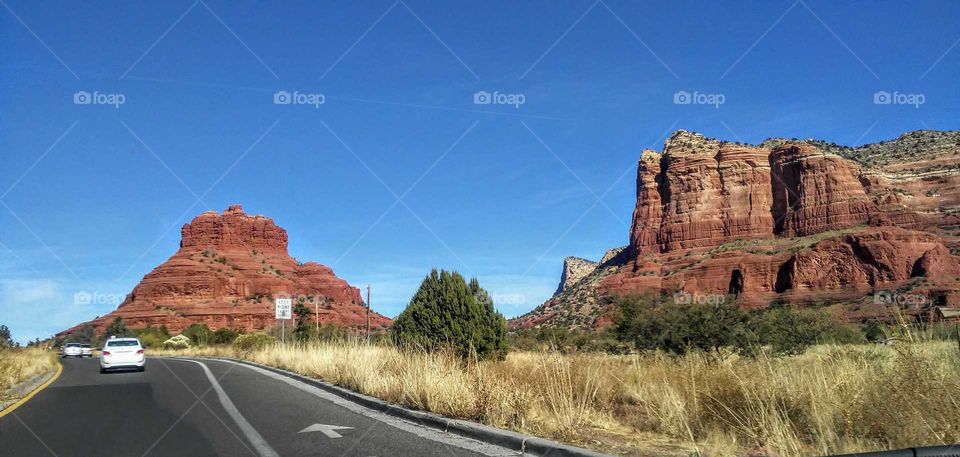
<box><xmin>0</xmin><ymin>359</ymin><xmax>63</xmax><ymax>419</ymax></box>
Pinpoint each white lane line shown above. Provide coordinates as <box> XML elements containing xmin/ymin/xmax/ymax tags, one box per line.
<box><xmin>182</xmin><ymin>360</ymin><xmax>280</xmax><ymax>457</ymax></box>
<box><xmin>193</xmin><ymin>358</ymin><xmax>515</xmax><ymax>457</ymax></box>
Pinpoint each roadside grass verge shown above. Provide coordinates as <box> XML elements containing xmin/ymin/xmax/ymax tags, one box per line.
<box><xmin>152</xmin><ymin>340</ymin><xmax>960</xmax><ymax>456</ymax></box>
<box><xmin>0</xmin><ymin>347</ymin><xmax>58</xmax><ymax>403</ymax></box>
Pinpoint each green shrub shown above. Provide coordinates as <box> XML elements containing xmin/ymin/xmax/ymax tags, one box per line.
<box><xmin>134</xmin><ymin>326</ymin><xmax>171</xmax><ymax>348</ymax></box>
<box><xmin>211</xmin><ymin>327</ymin><xmax>240</xmax><ymax>344</ymax></box>
<box><xmin>613</xmin><ymin>294</ymin><xmax>860</xmax><ymax>356</ymax></box>
<box><xmin>746</xmin><ymin>306</ymin><xmax>858</xmax><ymax>355</ymax></box>
<box><xmin>163</xmin><ymin>334</ymin><xmax>191</xmax><ymax>349</ymax></box>
<box><xmin>0</xmin><ymin>325</ymin><xmax>13</xmax><ymax>348</ymax></box>
<box><xmin>392</xmin><ymin>269</ymin><xmax>507</xmax><ymax>360</ymax></box>
<box><xmin>292</xmin><ymin>299</ymin><xmax>313</xmax><ymax>342</ymax></box>
<box><xmin>182</xmin><ymin>323</ymin><xmax>213</xmax><ymax>345</ymax></box>
<box><xmin>64</xmin><ymin>325</ymin><xmax>96</xmax><ymax>345</ymax></box>
<box><xmin>234</xmin><ymin>332</ymin><xmax>275</xmax><ymax>351</ymax></box>
<box><xmin>508</xmin><ymin>327</ymin><xmax>626</xmax><ymax>353</ymax></box>
<box><xmin>96</xmin><ymin>317</ymin><xmax>135</xmax><ymax>346</ymax></box>
<box><xmin>614</xmin><ymin>293</ymin><xmax>751</xmax><ymax>356</ymax></box>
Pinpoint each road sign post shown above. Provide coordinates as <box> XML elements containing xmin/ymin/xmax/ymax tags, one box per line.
<box><xmin>365</xmin><ymin>285</ymin><xmax>370</xmax><ymax>343</ymax></box>
<box><xmin>275</xmin><ymin>297</ymin><xmax>292</xmax><ymax>344</ymax></box>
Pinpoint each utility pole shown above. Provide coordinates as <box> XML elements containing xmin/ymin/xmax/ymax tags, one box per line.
<box><xmin>314</xmin><ymin>298</ymin><xmax>320</xmax><ymax>337</ymax></box>
<box><xmin>365</xmin><ymin>285</ymin><xmax>371</xmax><ymax>343</ymax></box>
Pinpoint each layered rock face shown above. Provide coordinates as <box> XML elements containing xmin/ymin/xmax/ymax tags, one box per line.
<box><xmin>63</xmin><ymin>205</ymin><xmax>390</xmax><ymax>335</ymax></box>
<box><xmin>554</xmin><ymin>257</ymin><xmax>598</xmax><ymax>295</ymax></box>
<box><xmin>512</xmin><ymin>130</ymin><xmax>960</xmax><ymax>330</ymax></box>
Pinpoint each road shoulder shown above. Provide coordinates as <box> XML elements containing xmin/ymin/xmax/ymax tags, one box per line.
<box><xmin>166</xmin><ymin>356</ymin><xmax>610</xmax><ymax>457</ymax></box>
<box><xmin>0</xmin><ymin>361</ymin><xmax>62</xmax><ymax>417</ymax></box>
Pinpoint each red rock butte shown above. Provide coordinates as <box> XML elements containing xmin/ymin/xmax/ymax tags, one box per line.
<box><xmin>62</xmin><ymin>205</ymin><xmax>390</xmax><ymax>336</ymax></box>
<box><xmin>512</xmin><ymin>129</ymin><xmax>960</xmax><ymax>329</ymax></box>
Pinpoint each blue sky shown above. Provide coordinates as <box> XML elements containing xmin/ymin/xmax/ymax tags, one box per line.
<box><xmin>1</xmin><ymin>0</ymin><xmax>958</xmax><ymax>343</ymax></box>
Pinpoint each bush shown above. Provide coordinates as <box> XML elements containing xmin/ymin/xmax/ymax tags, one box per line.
<box><xmin>0</xmin><ymin>324</ymin><xmax>13</xmax><ymax>347</ymax></box>
<box><xmin>64</xmin><ymin>325</ymin><xmax>96</xmax><ymax>345</ymax></box>
<box><xmin>508</xmin><ymin>327</ymin><xmax>626</xmax><ymax>353</ymax></box>
<box><xmin>234</xmin><ymin>332</ymin><xmax>275</xmax><ymax>351</ymax></box>
<box><xmin>746</xmin><ymin>305</ymin><xmax>858</xmax><ymax>355</ymax></box>
<box><xmin>104</xmin><ymin>317</ymin><xmax>135</xmax><ymax>338</ymax></box>
<box><xmin>162</xmin><ymin>334</ymin><xmax>191</xmax><ymax>349</ymax></box>
<box><xmin>212</xmin><ymin>327</ymin><xmax>240</xmax><ymax>344</ymax></box>
<box><xmin>614</xmin><ymin>293</ymin><xmax>750</xmax><ymax>356</ymax></box>
<box><xmin>392</xmin><ymin>269</ymin><xmax>507</xmax><ymax>360</ymax></box>
<box><xmin>613</xmin><ymin>294</ymin><xmax>861</xmax><ymax>356</ymax></box>
<box><xmin>96</xmin><ymin>317</ymin><xmax>135</xmax><ymax>346</ymax></box>
<box><xmin>182</xmin><ymin>323</ymin><xmax>213</xmax><ymax>345</ymax></box>
<box><xmin>135</xmin><ymin>326</ymin><xmax>171</xmax><ymax>348</ymax></box>
<box><xmin>292</xmin><ymin>299</ymin><xmax>313</xmax><ymax>342</ymax></box>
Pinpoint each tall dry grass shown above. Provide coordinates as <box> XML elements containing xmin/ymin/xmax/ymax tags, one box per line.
<box><xmin>154</xmin><ymin>338</ymin><xmax>960</xmax><ymax>456</ymax></box>
<box><xmin>0</xmin><ymin>347</ymin><xmax>58</xmax><ymax>402</ymax></box>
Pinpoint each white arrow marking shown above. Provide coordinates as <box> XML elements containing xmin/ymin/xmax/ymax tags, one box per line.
<box><xmin>298</xmin><ymin>423</ymin><xmax>354</xmax><ymax>439</ymax></box>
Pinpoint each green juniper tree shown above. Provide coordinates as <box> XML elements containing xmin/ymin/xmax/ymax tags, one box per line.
<box><xmin>0</xmin><ymin>324</ymin><xmax>13</xmax><ymax>348</ymax></box>
<box><xmin>392</xmin><ymin>269</ymin><xmax>507</xmax><ymax>360</ymax></box>
<box><xmin>292</xmin><ymin>297</ymin><xmax>314</xmax><ymax>342</ymax></box>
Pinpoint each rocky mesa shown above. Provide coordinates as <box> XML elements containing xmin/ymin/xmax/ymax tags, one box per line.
<box><xmin>62</xmin><ymin>205</ymin><xmax>391</xmax><ymax>335</ymax></box>
<box><xmin>512</xmin><ymin>129</ymin><xmax>960</xmax><ymax>330</ymax></box>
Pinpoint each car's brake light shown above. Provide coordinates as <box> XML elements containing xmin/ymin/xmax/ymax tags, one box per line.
<box><xmin>136</xmin><ymin>349</ymin><xmax>144</xmax><ymax>355</ymax></box>
<box><xmin>102</xmin><ymin>351</ymin><xmax>111</xmax><ymax>356</ymax></box>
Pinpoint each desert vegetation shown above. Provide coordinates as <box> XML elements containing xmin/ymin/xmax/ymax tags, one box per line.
<box><xmin>133</xmin><ymin>279</ymin><xmax>960</xmax><ymax>455</ymax></box>
<box><xmin>153</xmin><ymin>331</ymin><xmax>960</xmax><ymax>456</ymax></box>
<box><xmin>0</xmin><ymin>326</ymin><xmax>58</xmax><ymax>405</ymax></box>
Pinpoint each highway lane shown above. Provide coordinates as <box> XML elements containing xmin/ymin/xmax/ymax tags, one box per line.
<box><xmin>0</xmin><ymin>357</ymin><xmax>515</xmax><ymax>457</ymax></box>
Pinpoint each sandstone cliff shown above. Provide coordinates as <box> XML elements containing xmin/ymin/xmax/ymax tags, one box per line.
<box><xmin>554</xmin><ymin>257</ymin><xmax>598</xmax><ymax>295</ymax></box>
<box><xmin>62</xmin><ymin>205</ymin><xmax>391</xmax><ymax>335</ymax></box>
<box><xmin>511</xmin><ymin>130</ymin><xmax>960</xmax><ymax>330</ymax></box>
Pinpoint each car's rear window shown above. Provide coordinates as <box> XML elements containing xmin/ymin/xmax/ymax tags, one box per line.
<box><xmin>65</xmin><ymin>343</ymin><xmax>80</xmax><ymax>347</ymax></box>
<box><xmin>80</xmin><ymin>344</ymin><xmax>90</xmax><ymax>348</ymax></box>
<box><xmin>106</xmin><ymin>340</ymin><xmax>140</xmax><ymax>347</ymax></box>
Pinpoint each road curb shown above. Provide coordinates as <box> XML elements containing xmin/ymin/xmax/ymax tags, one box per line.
<box><xmin>0</xmin><ymin>358</ymin><xmax>62</xmax><ymax>418</ymax></box>
<box><xmin>174</xmin><ymin>356</ymin><xmax>611</xmax><ymax>457</ymax></box>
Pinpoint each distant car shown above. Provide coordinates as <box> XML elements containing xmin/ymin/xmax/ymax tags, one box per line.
<box><xmin>99</xmin><ymin>338</ymin><xmax>146</xmax><ymax>373</ymax></box>
<box><xmin>80</xmin><ymin>344</ymin><xmax>93</xmax><ymax>357</ymax></box>
<box><xmin>61</xmin><ymin>342</ymin><xmax>83</xmax><ymax>358</ymax></box>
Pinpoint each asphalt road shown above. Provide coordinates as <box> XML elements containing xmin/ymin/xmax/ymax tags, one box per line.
<box><xmin>0</xmin><ymin>356</ymin><xmax>515</xmax><ymax>457</ymax></box>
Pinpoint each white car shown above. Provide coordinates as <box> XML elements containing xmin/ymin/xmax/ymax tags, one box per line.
<box><xmin>99</xmin><ymin>338</ymin><xmax>146</xmax><ymax>373</ymax></box>
<box><xmin>80</xmin><ymin>344</ymin><xmax>93</xmax><ymax>357</ymax></box>
<box><xmin>62</xmin><ymin>342</ymin><xmax>83</xmax><ymax>358</ymax></box>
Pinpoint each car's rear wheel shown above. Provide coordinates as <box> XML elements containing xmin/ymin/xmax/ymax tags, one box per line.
<box><xmin>99</xmin><ymin>367</ymin><xmax>106</xmax><ymax>374</ymax></box>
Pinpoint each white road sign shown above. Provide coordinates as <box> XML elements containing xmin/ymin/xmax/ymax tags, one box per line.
<box><xmin>275</xmin><ymin>298</ymin><xmax>292</xmax><ymax>319</ymax></box>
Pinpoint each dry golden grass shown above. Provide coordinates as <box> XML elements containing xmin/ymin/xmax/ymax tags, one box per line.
<box><xmin>0</xmin><ymin>347</ymin><xmax>58</xmax><ymax>402</ymax></box>
<box><xmin>153</xmin><ymin>338</ymin><xmax>960</xmax><ymax>456</ymax></box>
